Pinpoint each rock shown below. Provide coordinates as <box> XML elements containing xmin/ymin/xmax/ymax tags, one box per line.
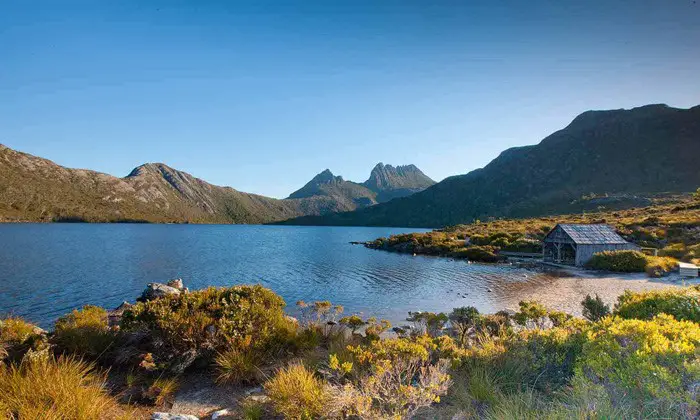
<box><xmin>211</xmin><ymin>409</ymin><xmax>234</xmax><ymax>419</ymax></box>
<box><xmin>248</xmin><ymin>395</ymin><xmax>270</xmax><ymax>403</ymax></box>
<box><xmin>168</xmin><ymin>348</ymin><xmax>199</xmax><ymax>374</ymax></box>
<box><xmin>151</xmin><ymin>413</ymin><xmax>199</xmax><ymax>420</ymax></box>
<box><xmin>167</xmin><ymin>278</ymin><xmax>188</xmax><ymax>292</ymax></box>
<box><xmin>108</xmin><ymin>301</ymin><xmax>133</xmax><ymax>328</ymax></box>
<box><xmin>140</xmin><ymin>283</ymin><xmax>182</xmax><ymax>301</ymax></box>
<box><xmin>244</xmin><ymin>386</ymin><xmax>263</xmax><ymax>395</ymax></box>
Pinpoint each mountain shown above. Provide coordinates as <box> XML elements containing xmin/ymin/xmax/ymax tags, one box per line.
<box><xmin>363</xmin><ymin>163</ymin><xmax>436</xmax><ymax>202</ymax></box>
<box><xmin>281</xmin><ymin>104</ymin><xmax>700</xmax><ymax>227</ymax></box>
<box><xmin>287</xmin><ymin>164</ymin><xmax>435</xmax><ymax>211</ymax></box>
<box><xmin>287</xmin><ymin>169</ymin><xmax>378</xmax><ymax>211</ymax></box>
<box><xmin>0</xmin><ymin>145</ymin><xmax>340</xmax><ymax>223</ymax></box>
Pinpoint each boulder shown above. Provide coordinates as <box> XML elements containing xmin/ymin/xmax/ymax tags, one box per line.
<box><xmin>139</xmin><ymin>283</ymin><xmax>182</xmax><ymax>302</ymax></box>
<box><xmin>167</xmin><ymin>278</ymin><xmax>188</xmax><ymax>292</ymax></box>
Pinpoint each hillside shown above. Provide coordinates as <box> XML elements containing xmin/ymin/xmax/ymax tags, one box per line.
<box><xmin>0</xmin><ymin>145</ymin><xmax>340</xmax><ymax>223</ymax></box>
<box><xmin>282</xmin><ymin>104</ymin><xmax>700</xmax><ymax>227</ymax></box>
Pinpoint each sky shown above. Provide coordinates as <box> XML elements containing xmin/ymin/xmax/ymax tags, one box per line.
<box><xmin>1</xmin><ymin>1</ymin><xmax>699</xmax><ymax>198</ymax></box>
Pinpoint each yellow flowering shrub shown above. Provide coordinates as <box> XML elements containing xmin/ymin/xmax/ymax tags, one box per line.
<box><xmin>614</xmin><ymin>286</ymin><xmax>700</xmax><ymax>323</ymax></box>
<box><xmin>329</xmin><ymin>335</ymin><xmax>452</xmax><ymax>418</ymax></box>
<box><xmin>576</xmin><ymin>314</ymin><xmax>700</xmax><ymax>415</ymax></box>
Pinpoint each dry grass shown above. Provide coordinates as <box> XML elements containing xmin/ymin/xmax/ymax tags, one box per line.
<box><xmin>0</xmin><ymin>356</ymin><xmax>122</xmax><ymax>420</ymax></box>
<box><xmin>265</xmin><ymin>362</ymin><xmax>329</xmax><ymax>419</ymax></box>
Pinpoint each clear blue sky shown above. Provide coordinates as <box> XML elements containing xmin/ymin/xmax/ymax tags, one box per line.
<box><xmin>2</xmin><ymin>1</ymin><xmax>699</xmax><ymax>198</ymax></box>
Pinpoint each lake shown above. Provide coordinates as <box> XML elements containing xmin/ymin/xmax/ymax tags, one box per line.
<box><xmin>0</xmin><ymin>224</ymin><xmax>667</xmax><ymax>329</ymax></box>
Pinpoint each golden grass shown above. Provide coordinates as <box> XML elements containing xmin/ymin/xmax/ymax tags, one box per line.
<box><xmin>265</xmin><ymin>362</ymin><xmax>329</xmax><ymax>419</ymax></box>
<box><xmin>0</xmin><ymin>356</ymin><xmax>120</xmax><ymax>420</ymax></box>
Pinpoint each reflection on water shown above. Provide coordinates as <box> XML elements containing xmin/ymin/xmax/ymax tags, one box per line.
<box><xmin>0</xmin><ymin>224</ymin><xmax>673</xmax><ymax>328</ymax></box>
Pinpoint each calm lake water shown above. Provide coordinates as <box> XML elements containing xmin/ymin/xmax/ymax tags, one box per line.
<box><xmin>0</xmin><ymin>224</ymin><xmax>563</xmax><ymax>328</ymax></box>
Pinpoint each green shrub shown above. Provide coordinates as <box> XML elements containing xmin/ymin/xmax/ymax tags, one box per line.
<box><xmin>614</xmin><ymin>286</ymin><xmax>700</xmax><ymax>323</ymax></box>
<box><xmin>587</xmin><ymin>250</ymin><xmax>648</xmax><ymax>272</ymax></box>
<box><xmin>53</xmin><ymin>305</ymin><xmax>115</xmax><ymax>359</ymax></box>
<box><xmin>581</xmin><ymin>294</ymin><xmax>610</xmax><ymax>321</ymax></box>
<box><xmin>659</xmin><ymin>242</ymin><xmax>687</xmax><ymax>259</ymax></box>
<box><xmin>120</xmin><ymin>285</ymin><xmax>297</xmax><ymax>371</ymax></box>
<box><xmin>265</xmin><ymin>363</ymin><xmax>329</xmax><ymax>419</ymax></box>
<box><xmin>575</xmin><ymin>315</ymin><xmax>700</xmax><ymax>416</ymax></box>
<box><xmin>451</xmin><ymin>245</ymin><xmax>500</xmax><ymax>263</ymax></box>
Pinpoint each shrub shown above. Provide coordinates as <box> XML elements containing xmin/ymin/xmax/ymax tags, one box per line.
<box><xmin>407</xmin><ymin>311</ymin><xmax>448</xmax><ymax>337</ymax></box>
<box><xmin>659</xmin><ymin>242</ymin><xmax>687</xmax><ymax>259</ymax></box>
<box><xmin>581</xmin><ymin>294</ymin><xmax>610</xmax><ymax>321</ymax></box>
<box><xmin>265</xmin><ymin>362</ymin><xmax>329</xmax><ymax>419</ymax></box>
<box><xmin>448</xmin><ymin>306</ymin><xmax>483</xmax><ymax>346</ymax></box>
<box><xmin>0</xmin><ymin>317</ymin><xmax>46</xmax><ymax>363</ymax></box>
<box><xmin>120</xmin><ymin>285</ymin><xmax>296</xmax><ymax>371</ymax></box>
<box><xmin>339</xmin><ymin>315</ymin><xmax>366</xmax><ymax>334</ymax></box>
<box><xmin>215</xmin><ymin>348</ymin><xmax>260</xmax><ymax>384</ymax></box>
<box><xmin>645</xmin><ymin>255</ymin><xmax>678</xmax><ymax>277</ymax></box>
<box><xmin>0</xmin><ymin>356</ymin><xmax>120</xmax><ymax>419</ymax></box>
<box><xmin>575</xmin><ymin>315</ymin><xmax>700</xmax><ymax>416</ymax></box>
<box><xmin>143</xmin><ymin>377</ymin><xmax>179</xmax><ymax>406</ymax></box>
<box><xmin>53</xmin><ymin>305</ymin><xmax>115</xmax><ymax>359</ymax></box>
<box><xmin>614</xmin><ymin>286</ymin><xmax>700</xmax><ymax>323</ymax></box>
<box><xmin>451</xmin><ymin>245</ymin><xmax>500</xmax><ymax>263</ymax></box>
<box><xmin>587</xmin><ymin>250</ymin><xmax>648</xmax><ymax>272</ymax></box>
<box><xmin>329</xmin><ymin>335</ymin><xmax>452</xmax><ymax>418</ymax></box>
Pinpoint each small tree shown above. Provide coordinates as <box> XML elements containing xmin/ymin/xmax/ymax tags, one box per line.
<box><xmin>448</xmin><ymin>306</ymin><xmax>482</xmax><ymax>345</ymax></box>
<box><xmin>581</xmin><ymin>294</ymin><xmax>610</xmax><ymax>321</ymax></box>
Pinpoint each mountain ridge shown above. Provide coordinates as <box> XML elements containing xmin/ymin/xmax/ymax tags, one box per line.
<box><xmin>0</xmin><ymin>145</ymin><xmax>433</xmax><ymax>223</ymax></box>
<box><xmin>279</xmin><ymin>104</ymin><xmax>700</xmax><ymax>227</ymax></box>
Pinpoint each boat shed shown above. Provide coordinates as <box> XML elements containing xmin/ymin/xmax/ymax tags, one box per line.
<box><xmin>543</xmin><ymin>224</ymin><xmax>638</xmax><ymax>267</ymax></box>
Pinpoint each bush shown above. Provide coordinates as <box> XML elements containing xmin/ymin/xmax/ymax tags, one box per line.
<box><xmin>120</xmin><ymin>285</ymin><xmax>297</xmax><ymax>372</ymax></box>
<box><xmin>581</xmin><ymin>294</ymin><xmax>610</xmax><ymax>321</ymax></box>
<box><xmin>329</xmin><ymin>335</ymin><xmax>452</xmax><ymax>418</ymax></box>
<box><xmin>587</xmin><ymin>250</ymin><xmax>648</xmax><ymax>272</ymax></box>
<box><xmin>265</xmin><ymin>362</ymin><xmax>329</xmax><ymax>419</ymax></box>
<box><xmin>0</xmin><ymin>356</ymin><xmax>120</xmax><ymax>419</ymax></box>
<box><xmin>645</xmin><ymin>256</ymin><xmax>678</xmax><ymax>277</ymax></box>
<box><xmin>143</xmin><ymin>377</ymin><xmax>179</xmax><ymax>406</ymax></box>
<box><xmin>614</xmin><ymin>286</ymin><xmax>700</xmax><ymax>323</ymax></box>
<box><xmin>451</xmin><ymin>245</ymin><xmax>500</xmax><ymax>263</ymax></box>
<box><xmin>0</xmin><ymin>317</ymin><xmax>46</xmax><ymax>363</ymax></box>
<box><xmin>53</xmin><ymin>305</ymin><xmax>115</xmax><ymax>359</ymax></box>
<box><xmin>575</xmin><ymin>315</ymin><xmax>700</xmax><ymax>416</ymax></box>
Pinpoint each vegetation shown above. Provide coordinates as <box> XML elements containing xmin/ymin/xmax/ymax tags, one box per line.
<box><xmin>614</xmin><ymin>285</ymin><xmax>700</xmax><ymax>323</ymax></box>
<box><xmin>365</xmin><ymin>195</ymin><xmax>700</xmax><ymax>270</ymax></box>
<box><xmin>587</xmin><ymin>250</ymin><xmax>649</xmax><ymax>272</ymax></box>
<box><xmin>265</xmin><ymin>363</ymin><xmax>329</xmax><ymax>419</ymax></box>
<box><xmin>580</xmin><ymin>294</ymin><xmax>610</xmax><ymax>321</ymax></box>
<box><xmin>53</xmin><ymin>305</ymin><xmax>116</xmax><ymax>359</ymax></box>
<box><xmin>0</xmin><ymin>356</ymin><xmax>122</xmax><ymax>419</ymax></box>
<box><xmin>2</xmin><ymin>283</ymin><xmax>699</xmax><ymax>418</ymax></box>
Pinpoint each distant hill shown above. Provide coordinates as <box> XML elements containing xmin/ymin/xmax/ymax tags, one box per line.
<box><xmin>0</xmin><ymin>145</ymin><xmax>434</xmax><ymax>223</ymax></box>
<box><xmin>287</xmin><ymin>163</ymin><xmax>435</xmax><ymax>211</ymax></box>
<box><xmin>0</xmin><ymin>145</ymin><xmax>342</xmax><ymax>223</ymax></box>
<box><xmin>281</xmin><ymin>104</ymin><xmax>700</xmax><ymax>227</ymax></box>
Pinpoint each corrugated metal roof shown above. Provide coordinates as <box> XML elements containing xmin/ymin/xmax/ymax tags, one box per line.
<box><xmin>555</xmin><ymin>224</ymin><xmax>629</xmax><ymax>245</ymax></box>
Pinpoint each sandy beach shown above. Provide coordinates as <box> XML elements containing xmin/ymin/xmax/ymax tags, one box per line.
<box><xmin>493</xmin><ymin>267</ymin><xmax>698</xmax><ymax>317</ymax></box>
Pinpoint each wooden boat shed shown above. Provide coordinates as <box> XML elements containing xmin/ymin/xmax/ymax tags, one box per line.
<box><xmin>543</xmin><ymin>224</ymin><xmax>638</xmax><ymax>266</ymax></box>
